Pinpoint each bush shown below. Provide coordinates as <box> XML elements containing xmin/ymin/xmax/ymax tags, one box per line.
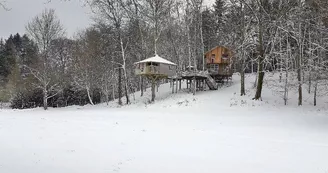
<box><xmin>10</xmin><ymin>86</ymin><xmax>102</xmax><ymax>109</ymax></box>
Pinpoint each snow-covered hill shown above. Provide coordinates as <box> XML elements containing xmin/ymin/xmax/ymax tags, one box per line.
<box><xmin>1</xmin><ymin>73</ymin><xmax>328</xmax><ymax>173</ymax></box>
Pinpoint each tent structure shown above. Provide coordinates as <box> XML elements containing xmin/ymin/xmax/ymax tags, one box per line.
<box><xmin>135</xmin><ymin>55</ymin><xmax>177</xmax><ymax>77</ymax></box>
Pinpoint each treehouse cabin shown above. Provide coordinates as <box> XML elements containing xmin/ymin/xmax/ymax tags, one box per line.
<box><xmin>135</xmin><ymin>55</ymin><xmax>177</xmax><ymax>78</ymax></box>
<box><xmin>204</xmin><ymin>46</ymin><xmax>233</xmax><ymax>80</ymax></box>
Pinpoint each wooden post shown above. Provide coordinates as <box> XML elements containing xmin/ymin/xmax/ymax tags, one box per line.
<box><xmin>176</xmin><ymin>79</ymin><xmax>178</xmax><ymax>93</ymax></box>
<box><xmin>151</xmin><ymin>77</ymin><xmax>156</xmax><ymax>102</ymax></box>
<box><xmin>179</xmin><ymin>79</ymin><xmax>182</xmax><ymax>90</ymax></box>
<box><xmin>203</xmin><ymin>79</ymin><xmax>206</xmax><ymax>90</ymax></box>
<box><xmin>188</xmin><ymin>79</ymin><xmax>191</xmax><ymax>90</ymax></box>
<box><xmin>196</xmin><ymin>79</ymin><xmax>199</xmax><ymax>91</ymax></box>
<box><xmin>172</xmin><ymin>79</ymin><xmax>175</xmax><ymax>93</ymax></box>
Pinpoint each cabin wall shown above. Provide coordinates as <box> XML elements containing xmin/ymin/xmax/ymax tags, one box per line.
<box><xmin>159</xmin><ymin>64</ymin><xmax>176</xmax><ymax>77</ymax></box>
<box><xmin>205</xmin><ymin>46</ymin><xmax>232</xmax><ymax>64</ymax></box>
<box><xmin>135</xmin><ymin>63</ymin><xmax>176</xmax><ymax>77</ymax></box>
<box><xmin>207</xmin><ymin>63</ymin><xmax>232</xmax><ymax>75</ymax></box>
<box><xmin>205</xmin><ymin>47</ymin><xmax>221</xmax><ymax>64</ymax></box>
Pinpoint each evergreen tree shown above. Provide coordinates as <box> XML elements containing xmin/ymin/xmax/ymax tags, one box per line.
<box><xmin>0</xmin><ymin>35</ymin><xmax>17</xmax><ymax>83</ymax></box>
<box><xmin>212</xmin><ymin>0</ymin><xmax>226</xmax><ymax>38</ymax></box>
<box><xmin>20</xmin><ymin>34</ymin><xmax>38</xmax><ymax>77</ymax></box>
<box><xmin>202</xmin><ymin>8</ymin><xmax>216</xmax><ymax>51</ymax></box>
<box><xmin>13</xmin><ymin>33</ymin><xmax>22</xmax><ymax>51</ymax></box>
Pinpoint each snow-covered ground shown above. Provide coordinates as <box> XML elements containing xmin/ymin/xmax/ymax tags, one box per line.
<box><xmin>1</xmin><ymin>73</ymin><xmax>328</xmax><ymax>173</ymax></box>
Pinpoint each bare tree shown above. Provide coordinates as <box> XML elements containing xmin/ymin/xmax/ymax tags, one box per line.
<box><xmin>71</xmin><ymin>29</ymin><xmax>103</xmax><ymax>105</ymax></box>
<box><xmin>142</xmin><ymin>0</ymin><xmax>174</xmax><ymax>55</ymax></box>
<box><xmin>91</xmin><ymin>0</ymin><xmax>130</xmax><ymax>105</ymax></box>
<box><xmin>139</xmin><ymin>0</ymin><xmax>174</xmax><ymax>101</ymax></box>
<box><xmin>25</xmin><ymin>8</ymin><xmax>65</xmax><ymax>110</ymax></box>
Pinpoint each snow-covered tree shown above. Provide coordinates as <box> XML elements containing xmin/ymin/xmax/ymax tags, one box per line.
<box><xmin>25</xmin><ymin>8</ymin><xmax>65</xmax><ymax>110</ymax></box>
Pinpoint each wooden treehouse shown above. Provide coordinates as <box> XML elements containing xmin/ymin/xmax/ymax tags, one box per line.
<box><xmin>204</xmin><ymin>46</ymin><xmax>233</xmax><ymax>82</ymax></box>
<box><xmin>135</xmin><ymin>55</ymin><xmax>177</xmax><ymax>101</ymax></box>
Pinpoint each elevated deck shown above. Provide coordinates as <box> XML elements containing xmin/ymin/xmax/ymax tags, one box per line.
<box><xmin>179</xmin><ymin>71</ymin><xmax>218</xmax><ymax>90</ymax></box>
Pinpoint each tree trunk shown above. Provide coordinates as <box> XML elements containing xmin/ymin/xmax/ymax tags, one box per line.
<box><xmin>176</xmin><ymin>78</ymin><xmax>178</xmax><ymax>93</ymax></box>
<box><xmin>251</xmin><ymin>60</ymin><xmax>254</xmax><ymax>74</ymax></box>
<box><xmin>193</xmin><ymin>77</ymin><xmax>196</xmax><ymax>95</ymax></box>
<box><xmin>124</xmin><ymin>75</ymin><xmax>130</xmax><ymax>104</ymax></box>
<box><xmin>179</xmin><ymin>80</ymin><xmax>182</xmax><ymax>90</ymax></box>
<box><xmin>104</xmin><ymin>78</ymin><xmax>109</xmax><ymax>105</ymax></box>
<box><xmin>284</xmin><ymin>34</ymin><xmax>290</xmax><ymax>105</ymax></box>
<box><xmin>187</xmin><ymin>22</ymin><xmax>192</xmax><ymax>68</ymax></box>
<box><xmin>279</xmin><ymin>33</ymin><xmax>283</xmax><ymax>83</ymax></box>
<box><xmin>105</xmin><ymin>92</ymin><xmax>109</xmax><ymax>105</ymax></box>
<box><xmin>297</xmin><ymin>13</ymin><xmax>303</xmax><ymax>106</ymax></box>
<box><xmin>43</xmin><ymin>89</ymin><xmax>48</xmax><ymax>110</ymax></box>
<box><xmin>140</xmin><ymin>76</ymin><xmax>144</xmax><ymax>96</ymax></box>
<box><xmin>314</xmin><ymin>75</ymin><xmax>317</xmax><ymax>106</ymax></box>
<box><xmin>240</xmin><ymin>51</ymin><xmax>246</xmax><ymax>96</ymax></box>
<box><xmin>151</xmin><ymin>78</ymin><xmax>156</xmax><ymax>102</ymax></box>
<box><xmin>308</xmin><ymin>71</ymin><xmax>312</xmax><ymax>94</ymax></box>
<box><xmin>86</xmin><ymin>87</ymin><xmax>94</xmax><ymax>105</ymax></box>
<box><xmin>240</xmin><ymin>1</ymin><xmax>246</xmax><ymax>96</ymax></box>
<box><xmin>284</xmin><ymin>71</ymin><xmax>288</xmax><ymax>106</ymax></box>
<box><xmin>120</xmin><ymin>34</ymin><xmax>130</xmax><ymax>105</ymax></box>
<box><xmin>253</xmin><ymin>7</ymin><xmax>265</xmax><ymax>101</ymax></box>
<box><xmin>284</xmin><ymin>62</ymin><xmax>288</xmax><ymax>106</ymax></box>
<box><xmin>254</xmin><ymin>71</ymin><xmax>264</xmax><ymax>100</ymax></box>
<box><xmin>240</xmin><ymin>70</ymin><xmax>246</xmax><ymax>96</ymax></box>
<box><xmin>112</xmin><ymin>83</ymin><xmax>116</xmax><ymax>101</ymax></box>
<box><xmin>118</xmin><ymin>68</ymin><xmax>122</xmax><ymax>106</ymax></box>
<box><xmin>200</xmin><ymin>12</ymin><xmax>205</xmax><ymax>71</ymax></box>
<box><xmin>297</xmin><ymin>44</ymin><xmax>303</xmax><ymax>106</ymax></box>
<box><xmin>172</xmin><ymin>79</ymin><xmax>175</xmax><ymax>93</ymax></box>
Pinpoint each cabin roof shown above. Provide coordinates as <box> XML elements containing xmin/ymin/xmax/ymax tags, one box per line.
<box><xmin>204</xmin><ymin>46</ymin><xmax>230</xmax><ymax>56</ymax></box>
<box><xmin>135</xmin><ymin>55</ymin><xmax>177</xmax><ymax>66</ymax></box>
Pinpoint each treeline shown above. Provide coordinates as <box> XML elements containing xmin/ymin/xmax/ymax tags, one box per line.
<box><xmin>1</xmin><ymin>0</ymin><xmax>328</xmax><ymax>109</ymax></box>
<box><xmin>0</xmin><ymin>33</ymin><xmax>103</xmax><ymax>109</ymax></box>
<box><xmin>0</xmin><ymin>0</ymin><xmax>217</xmax><ymax>109</ymax></box>
<box><xmin>202</xmin><ymin>0</ymin><xmax>328</xmax><ymax>105</ymax></box>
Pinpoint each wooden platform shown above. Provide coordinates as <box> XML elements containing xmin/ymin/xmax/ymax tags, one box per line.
<box><xmin>180</xmin><ymin>71</ymin><xmax>218</xmax><ymax>90</ymax></box>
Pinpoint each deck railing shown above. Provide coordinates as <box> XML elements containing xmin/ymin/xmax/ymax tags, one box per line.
<box><xmin>145</xmin><ymin>65</ymin><xmax>160</xmax><ymax>74</ymax></box>
<box><xmin>135</xmin><ymin>65</ymin><xmax>160</xmax><ymax>75</ymax></box>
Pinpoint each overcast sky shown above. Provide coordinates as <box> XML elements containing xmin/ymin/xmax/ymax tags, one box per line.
<box><xmin>0</xmin><ymin>0</ymin><xmax>215</xmax><ymax>39</ymax></box>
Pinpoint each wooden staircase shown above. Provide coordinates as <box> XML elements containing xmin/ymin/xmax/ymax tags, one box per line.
<box><xmin>205</xmin><ymin>74</ymin><xmax>218</xmax><ymax>90</ymax></box>
<box><xmin>180</xmin><ymin>70</ymin><xmax>218</xmax><ymax>90</ymax></box>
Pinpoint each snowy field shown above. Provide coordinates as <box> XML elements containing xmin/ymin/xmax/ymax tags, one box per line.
<box><xmin>1</xmin><ymin>73</ymin><xmax>328</xmax><ymax>173</ymax></box>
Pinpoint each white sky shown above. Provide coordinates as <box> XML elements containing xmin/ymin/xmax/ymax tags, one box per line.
<box><xmin>0</xmin><ymin>0</ymin><xmax>215</xmax><ymax>39</ymax></box>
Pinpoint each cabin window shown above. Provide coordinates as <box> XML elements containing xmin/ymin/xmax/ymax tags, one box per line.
<box><xmin>222</xmin><ymin>53</ymin><xmax>229</xmax><ymax>59</ymax></box>
<box><xmin>210</xmin><ymin>64</ymin><xmax>219</xmax><ymax>71</ymax></box>
<box><xmin>146</xmin><ymin>62</ymin><xmax>159</xmax><ymax>66</ymax></box>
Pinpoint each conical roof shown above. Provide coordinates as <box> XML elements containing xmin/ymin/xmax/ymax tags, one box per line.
<box><xmin>135</xmin><ymin>55</ymin><xmax>176</xmax><ymax>66</ymax></box>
